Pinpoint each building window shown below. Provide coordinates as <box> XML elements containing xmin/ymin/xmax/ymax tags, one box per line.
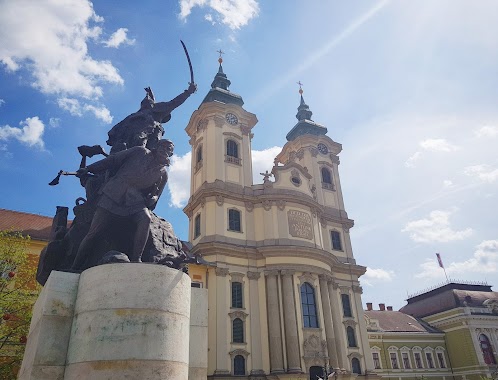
<box><xmin>425</xmin><ymin>352</ymin><xmax>435</xmax><ymax>368</ymax></box>
<box><xmin>372</xmin><ymin>352</ymin><xmax>381</xmax><ymax>369</ymax></box>
<box><xmin>346</xmin><ymin>326</ymin><xmax>357</xmax><ymax>347</ymax></box>
<box><xmin>233</xmin><ymin>355</ymin><xmax>245</xmax><ymax>375</ymax></box>
<box><xmin>331</xmin><ymin>230</ymin><xmax>342</xmax><ymax>251</ymax></box>
<box><xmin>479</xmin><ymin>334</ymin><xmax>497</xmax><ymax>365</ymax></box>
<box><xmin>352</xmin><ymin>358</ymin><xmax>361</xmax><ymax>374</ymax></box>
<box><xmin>191</xmin><ymin>282</ymin><xmax>202</xmax><ymax>288</ymax></box>
<box><xmin>300</xmin><ymin>282</ymin><xmax>319</xmax><ymax>328</ymax></box>
<box><xmin>341</xmin><ymin>293</ymin><xmax>352</xmax><ymax>317</ymax></box>
<box><xmin>402</xmin><ymin>352</ymin><xmax>411</xmax><ymax>369</ymax></box>
<box><xmin>228</xmin><ymin>209</ymin><xmax>241</xmax><ymax>232</ymax></box>
<box><xmin>414</xmin><ymin>352</ymin><xmax>423</xmax><ymax>368</ymax></box>
<box><xmin>321</xmin><ymin>167</ymin><xmax>334</xmax><ymax>190</ymax></box>
<box><xmin>390</xmin><ymin>353</ymin><xmax>399</xmax><ymax>369</ymax></box>
<box><xmin>196</xmin><ymin>146</ymin><xmax>203</xmax><ymax>162</ymax></box>
<box><xmin>232</xmin><ymin>318</ymin><xmax>244</xmax><ymax>343</ymax></box>
<box><xmin>194</xmin><ymin>214</ymin><xmax>201</xmax><ymax>239</ymax></box>
<box><xmin>231</xmin><ymin>281</ymin><xmax>243</xmax><ymax>308</ymax></box>
<box><xmin>437</xmin><ymin>352</ymin><xmax>446</xmax><ymax>368</ymax></box>
<box><xmin>225</xmin><ymin>139</ymin><xmax>241</xmax><ymax>165</ymax></box>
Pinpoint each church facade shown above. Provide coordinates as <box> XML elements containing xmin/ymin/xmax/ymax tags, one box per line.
<box><xmin>185</xmin><ymin>59</ymin><xmax>377</xmax><ymax>379</ymax></box>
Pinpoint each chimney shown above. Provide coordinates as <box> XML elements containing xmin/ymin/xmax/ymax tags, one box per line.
<box><xmin>366</xmin><ymin>303</ymin><xmax>373</xmax><ymax>311</ymax></box>
<box><xmin>387</xmin><ymin>306</ymin><xmax>393</xmax><ymax>311</ymax></box>
<box><xmin>379</xmin><ymin>303</ymin><xmax>386</xmax><ymax>311</ymax></box>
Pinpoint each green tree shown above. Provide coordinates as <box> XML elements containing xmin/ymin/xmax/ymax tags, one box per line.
<box><xmin>0</xmin><ymin>230</ymin><xmax>40</xmax><ymax>379</ymax></box>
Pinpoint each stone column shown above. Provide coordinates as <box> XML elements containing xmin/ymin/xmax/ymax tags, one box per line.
<box><xmin>247</xmin><ymin>271</ymin><xmax>265</xmax><ymax>376</ymax></box>
<box><xmin>281</xmin><ymin>270</ymin><xmax>301</xmax><ymax>373</ymax></box>
<box><xmin>265</xmin><ymin>270</ymin><xmax>284</xmax><ymax>373</ymax></box>
<box><xmin>352</xmin><ymin>285</ymin><xmax>374</xmax><ymax>371</ymax></box>
<box><xmin>214</xmin><ymin>267</ymin><xmax>230</xmax><ymax>376</ymax></box>
<box><xmin>319</xmin><ymin>275</ymin><xmax>338</xmax><ymax>367</ymax></box>
<box><xmin>328</xmin><ymin>281</ymin><xmax>347</xmax><ymax>368</ymax></box>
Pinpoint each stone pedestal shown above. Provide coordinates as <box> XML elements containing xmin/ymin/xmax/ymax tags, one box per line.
<box><xmin>20</xmin><ymin>264</ymin><xmax>193</xmax><ymax>380</ymax></box>
<box><xmin>189</xmin><ymin>287</ymin><xmax>208</xmax><ymax>380</ymax></box>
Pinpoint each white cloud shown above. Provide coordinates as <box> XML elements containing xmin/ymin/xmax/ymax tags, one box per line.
<box><xmin>475</xmin><ymin>125</ymin><xmax>498</xmax><ymax>138</ymax></box>
<box><xmin>361</xmin><ymin>267</ymin><xmax>394</xmax><ymax>286</ymax></box>
<box><xmin>0</xmin><ymin>99</ymin><xmax>5</xmax><ymax>106</ymax></box>
<box><xmin>419</xmin><ymin>138</ymin><xmax>459</xmax><ymax>152</ymax></box>
<box><xmin>49</xmin><ymin>118</ymin><xmax>60</xmax><ymax>128</ymax></box>
<box><xmin>167</xmin><ymin>151</ymin><xmax>192</xmax><ymax>208</ymax></box>
<box><xmin>415</xmin><ymin>240</ymin><xmax>498</xmax><ymax>279</ymax></box>
<box><xmin>57</xmin><ymin>98</ymin><xmax>112</xmax><ymax>123</ymax></box>
<box><xmin>0</xmin><ymin>117</ymin><xmax>45</xmax><ymax>149</ymax></box>
<box><xmin>252</xmin><ymin>146</ymin><xmax>282</xmax><ymax>183</ymax></box>
<box><xmin>104</xmin><ymin>28</ymin><xmax>136</xmax><ymax>48</ymax></box>
<box><xmin>402</xmin><ymin>209</ymin><xmax>473</xmax><ymax>243</ymax></box>
<box><xmin>464</xmin><ymin>164</ymin><xmax>498</xmax><ymax>183</ymax></box>
<box><xmin>0</xmin><ymin>1</ymin><xmax>123</xmax><ymax>99</ymax></box>
<box><xmin>443</xmin><ymin>179</ymin><xmax>453</xmax><ymax>188</ymax></box>
<box><xmin>204</xmin><ymin>14</ymin><xmax>215</xmax><ymax>25</ymax></box>
<box><xmin>179</xmin><ymin>0</ymin><xmax>260</xmax><ymax>30</ymax></box>
<box><xmin>405</xmin><ymin>151</ymin><xmax>421</xmax><ymax>168</ymax></box>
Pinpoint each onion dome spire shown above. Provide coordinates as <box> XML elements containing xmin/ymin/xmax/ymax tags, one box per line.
<box><xmin>202</xmin><ymin>49</ymin><xmax>244</xmax><ymax>106</ymax></box>
<box><xmin>286</xmin><ymin>81</ymin><xmax>327</xmax><ymax>141</ymax></box>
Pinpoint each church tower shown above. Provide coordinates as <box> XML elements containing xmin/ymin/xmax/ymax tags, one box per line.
<box><xmin>185</xmin><ymin>60</ymin><xmax>376</xmax><ymax>379</ymax></box>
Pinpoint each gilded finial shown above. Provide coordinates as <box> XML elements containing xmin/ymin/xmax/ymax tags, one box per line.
<box><xmin>217</xmin><ymin>49</ymin><xmax>225</xmax><ymax>64</ymax></box>
<box><xmin>297</xmin><ymin>81</ymin><xmax>303</xmax><ymax>95</ymax></box>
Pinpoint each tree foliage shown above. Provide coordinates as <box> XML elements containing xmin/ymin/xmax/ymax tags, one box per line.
<box><xmin>0</xmin><ymin>230</ymin><xmax>40</xmax><ymax>379</ymax></box>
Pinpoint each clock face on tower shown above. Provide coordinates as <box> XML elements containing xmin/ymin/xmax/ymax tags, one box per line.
<box><xmin>225</xmin><ymin>113</ymin><xmax>238</xmax><ymax>126</ymax></box>
<box><xmin>317</xmin><ymin>143</ymin><xmax>328</xmax><ymax>155</ymax></box>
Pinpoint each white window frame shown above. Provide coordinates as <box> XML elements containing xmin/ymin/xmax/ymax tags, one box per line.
<box><xmin>388</xmin><ymin>346</ymin><xmax>400</xmax><ymax>370</ymax></box>
<box><xmin>400</xmin><ymin>347</ymin><xmax>412</xmax><ymax>370</ymax></box>
<box><xmin>424</xmin><ymin>348</ymin><xmax>436</xmax><ymax>369</ymax></box>
<box><xmin>412</xmin><ymin>347</ymin><xmax>424</xmax><ymax>369</ymax></box>
<box><xmin>435</xmin><ymin>347</ymin><xmax>447</xmax><ymax>369</ymax></box>
<box><xmin>371</xmin><ymin>346</ymin><xmax>382</xmax><ymax>369</ymax></box>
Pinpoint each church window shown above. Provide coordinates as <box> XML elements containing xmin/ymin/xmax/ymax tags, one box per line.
<box><xmin>196</xmin><ymin>146</ymin><xmax>202</xmax><ymax>162</ymax></box>
<box><xmin>331</xmin><ymin>230</ymin><xmax>342</xmax><ymax>251</ymax></box>
<box><xmin>414</xmin><ymin>352</ymin><xmax>423</xmax><ymax>368</ymax></box>
<box><xmin>232</xmin><ymin>318</ymin><xmax>244</xmax><ymax>343</ymax></box>
<box><xmin>231</xmin><ymin>281</ymin><xmax>243</xmax><ymax>308</ymax></box>
<box><xmin>372</xmin><ymin>352</ymin><xmax>381</xmax><ymax>369</ymax></box>
<box><xmin>402</xmin><ymin>352</ymin><xmax>411</xmax><ymax>369</ymax></box>
<box><xmin>346</xmin><ymin>326</ymin><xmax>357</xmax><ymax>347</ymax></box>
<box><xmin>351</xmin><ymin>358</ymin><xmax>361</xmax><ymax>374</ymax></box>
<box><xmin>437</xmin><ymin>352</ymin><xmax>446</xmax><ymax>368</ymax></box>
<box><xmin>390</xmin><ymin>352</ymin><xmax>399</xmax><ymax>369</ymax></box>
<box><xmin>479</xmin><ymin>334</ymin><xmax>497</xmax><ymax>364</ymax></box>
<box><xmin>228</xmin><ymin>209</ymin><xmax>241</xmax><ymax>232</ymax></box>
<box><xmin>194</xmin><ymin>214</ymin><xmax>201</xmax><ymax>239</ymax></box>
<box><xmin>233</xmin><ymin>355</ymin><xmax>245</xmax><ymax>375</ymax></box>
<box><xmin>425</xmin><ymin>352</ymin><xmax>435</xmax><ymax>368</ymax></box>
<box><xmin>227</xmin><ymin>139</ymin><xmax>238</xmax><ymax>158</ymax></box>
<box><xmin>300</xmin><ymin>282</ymin><xmax>319</xmax><ymax>328</ymax></box>
<box><xmin>341</xmin><ymin>294</ymin><xmax>352</xmax><ymax>317</ymax></box>
<box><xmin>321</xmin><ymin>167</ymin><xmax>334</xmax><ymax>190</ymax></box>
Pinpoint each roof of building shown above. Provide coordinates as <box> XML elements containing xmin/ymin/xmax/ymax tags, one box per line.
<box><xmin>0</xmin><ymin>208</ymin><xmax>55</xmax><ymax>241</ymax></box>
<box><xmin>286</xmin><ymin>93</ymin><xmax>327</xmax><ymax>142</ymax></box>
<box><xmin>201</xmin><ymin>61</ymin><xmax>244</xmax><ymax>107</ymax></box>
<box><xmin>365</xmin><ymin>310</ymin><xmax>441</xmax><ymax>333</ymax></box>
<box><xmin>400</xmin><ymin>282</ymin><xmax>498</xmax><ymax>318</ymax></box>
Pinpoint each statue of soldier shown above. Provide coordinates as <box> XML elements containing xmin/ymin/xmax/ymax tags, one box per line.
<box><xmin>107</xmin><ymin>84</ymin><xmax>196</xmax><ymax>151</ymax></box>
<box><xmin>71</xmin><ymin>139</ymin><xmax>174</xmax><ymax>270</ymax></box>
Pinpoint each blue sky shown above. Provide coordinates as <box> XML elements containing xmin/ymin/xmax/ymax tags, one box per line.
<box><xmin>1</xmin><ymin>0</ymin><xmax>497</xmax><ymax>309</ymax></box>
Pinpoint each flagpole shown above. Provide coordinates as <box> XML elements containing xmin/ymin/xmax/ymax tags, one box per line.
<box><xmin>436</xmin><ymin>253</ymin><xmax>450</xmax><ymax>283</ymax></box>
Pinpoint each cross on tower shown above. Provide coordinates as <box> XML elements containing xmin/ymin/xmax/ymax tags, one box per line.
<box><xmin>297</xmin><ymin>81</ymin><xmax>304</xmax><ymax>94</ymax></box>
<box><xmin>217</xmin><ymin>49</ymin><xmax>225</xmax><ymax>58</ymax></box>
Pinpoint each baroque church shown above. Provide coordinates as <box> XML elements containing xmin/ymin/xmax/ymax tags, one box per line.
<box><xmin>185</xmin><ymin>56</ymin><xmax>377</xmax><ymax>379</ymax></box>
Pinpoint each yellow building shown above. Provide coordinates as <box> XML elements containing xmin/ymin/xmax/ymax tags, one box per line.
<box><xmin>185</xmin><ymin>60</ymin><xmax>377</xmax><ymax>379</ymax></box>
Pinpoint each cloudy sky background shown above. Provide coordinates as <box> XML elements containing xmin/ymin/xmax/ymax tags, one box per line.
<box><xmin>1</xmin><ymin>0</ymin><xmax>497</xmax><ymax>308</ymax></box>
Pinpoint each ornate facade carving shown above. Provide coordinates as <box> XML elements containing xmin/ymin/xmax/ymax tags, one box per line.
<box><xmin>229</xmin><ymin>310</ymin><xmax>249</xmax><ymax>321</ymax></box>
<box><xmin>262</xmin><ymin>200</ymin><xmax>272</xmax><ymax>211</ymax></box>
<box><xmin>245</xmin><ymin>202</ymin><xmax>254</xmax><ymax>212</ymax></box>
<box><xmin>276</xmin><ymin>200</ymin><xmax>286</xmax><ymax>211</ymax></box>
<box><xmin>216</xmin><ymin>267</ymin><xmax>229</xmax><ymax>277</ymax></box>
<box><xmin>230</xmin><ymin>272</ymin><xmax>245</xmax><ymax>282</ymax></box>
<box><xmin>247</xmin><ymin>271</ymin><xmax>260</xmax><ymax>280</ymax></box>
<box><xmin>197</xmin><ymin>118</ymin><xmax>208</xmax><ymax>132</ymax></box>
<box><xmin>216</xmin><ymin>195</ymin><xmax>224</xmax><ymax>206</ymax></box>
<box><xmin>352</xmin><ymin>285</ymin><xmax>363</xmax><ymax>294</ymax></box>
<box><xmin>214</xmin><ymin>115</ymin><xmax>225</xmax><ymax>128</ymax></box>
<box><xmin>240</xmin><ymin>124</ymin><xmax>251</xmax><ymax>136</ymax></box>
<box><xmin>309</xmin><ymin>147</ymin><xmax>319</xmax><ymax>157</ymax></box>
<box><xmin>298</xmin><ymin>272</ymin><xmax>316</xmax><ymax>285</ymax></box>
<box><xmin>296</xmin><ymin>149</ymin><xmax>305</xmax><ymax>160</ymax></box>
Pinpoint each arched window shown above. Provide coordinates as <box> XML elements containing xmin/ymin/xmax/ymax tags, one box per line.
<box><xmin>233</xmin><ymin>355</ymin><xmax>245</xmax><ymax>375</ymax></box>
<box><xmin>479</xmin><ymin>334</ymin><xmax>497</xmax><ymax>364</ymax></box>
<box><xmin>352</xmin><ymin>358</ymin><xmax>361</xmax><ymax>374</ymax></box>
<box><xmin>347</xmin><ymin>326</ymin><xmax>357</xmax><ymax>347</ymax></box>
<box><xmin>228</xmin><ymin>209</ymin><xmax>241</xmax><ymax>232</ymax></box>
<box><xmin>300</xmin><ymin>282</ymin><xmax>318</xmax><ymax>328</ymax></box>
<box><xmin>231</xmin><ymin>281</ymin><xmax>243</xmax><ymax>308</ymax></box>
<box><xmin>227</xmin><ymin>139</ymin><xmax>238</xmax><ymax>158</ymax></box>
<box><xmin>194</xmin><ymin>214</ymin><xmax>201</xmax><ymax>239</ymax></box>
<box><xmin>341</xmin><ymin>293</ymin><xmax>352</xmax><ymax>317</ymax></box>
<box><xmin>196</xmin><ymin>146</ymin><xmax>203</xmax><ymax>162</ymax></box>
<box><xmin>232</xmin><ymin>318</ymin><xmax>244</xmax><ymax>343</ymax></box>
